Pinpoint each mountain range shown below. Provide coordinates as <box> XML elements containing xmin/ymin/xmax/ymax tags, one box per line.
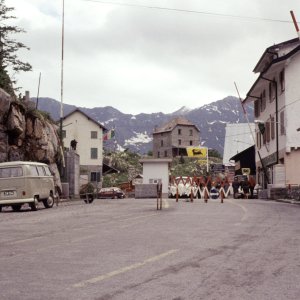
<box><xmin>33</xmin><ymin>96</ymin><xmax>254</xmax><ymax>156</ymax></box>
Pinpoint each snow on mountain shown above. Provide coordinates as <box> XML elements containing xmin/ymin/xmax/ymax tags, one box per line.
<box><xmin>171</xmin><ymin>106</ymin><xmax>192</xmax><ymax>115</ymax></box>
<box><xmin>32</xmin><ymin>96</ymin><xmax>254</xmax><ymax>156</ymax></box>
<box><xmin>124</xmin><ymin>132</ymin><xmax>152</xmax><ymax>146</ymax></box>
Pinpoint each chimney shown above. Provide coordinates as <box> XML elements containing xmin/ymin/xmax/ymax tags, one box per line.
<box><xmin>25</xmin><ymin>91</ymin><xmax>30</xmax><ymax>102</ymax></box>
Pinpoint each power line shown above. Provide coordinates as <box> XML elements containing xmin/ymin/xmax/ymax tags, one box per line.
<box><xmin>83</xmin><ymin>0</ymin><xmax>296</xmax><ymax>24</ymax></box>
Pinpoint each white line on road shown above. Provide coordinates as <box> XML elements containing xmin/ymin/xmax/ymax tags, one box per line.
<box><xmin>227</xmin><ymin>199</ymin><xmax>248</xmax><ymax>222</ymax></box>
<box><xmin>163</xmin><ymin>198</ymin><xmax>169</xmax><ymax>208</ymax></box>
<box><xmin>72</xmin><ymin>249</ymin><xmax>179</xmax><ymax>288</ymax></box>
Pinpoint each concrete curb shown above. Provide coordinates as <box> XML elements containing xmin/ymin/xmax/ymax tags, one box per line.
<box><xmin>275</xmin><ymin>198</ymin><xmax>300</xmax><ymax>205</ymax></box>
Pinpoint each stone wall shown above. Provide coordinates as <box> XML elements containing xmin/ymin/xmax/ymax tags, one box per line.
<box><xmin>0</xmin><ymin>88</ymin><xmax>62</xmax><ymax>191</ymax></box>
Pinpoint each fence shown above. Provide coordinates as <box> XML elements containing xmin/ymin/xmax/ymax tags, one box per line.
<box><xmin>169</xmin><ymin>176</ymin><xmax>232</xmax><ymax>202</ymax></box>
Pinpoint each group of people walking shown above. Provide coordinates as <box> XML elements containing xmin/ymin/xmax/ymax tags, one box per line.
<box><xmin>232</xmin><ymin>176</ymin><xmax>256</xmax><ymax>199</ymax></box>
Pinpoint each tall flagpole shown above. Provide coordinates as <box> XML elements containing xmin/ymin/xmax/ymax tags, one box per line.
<box><xmin>60</xmin><ymin>0</ymin><xmax>65</xmax><ymax>144</ymax></box>
<box><xmin>59</xmin><ymin>0</ymin><xmax>65</xmax><ymax>171</ymax></box>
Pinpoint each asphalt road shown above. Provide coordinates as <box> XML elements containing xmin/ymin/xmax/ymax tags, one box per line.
<box><xmin>0</xmin><ymin>197</ymin><xmax>300</xmax><ymax>300</ymax></box>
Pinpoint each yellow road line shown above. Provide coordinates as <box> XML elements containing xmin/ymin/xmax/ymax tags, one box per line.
<box><xmin>73</xmin><ymin>249</ymin><xmax>179</xmax><ymax>288</ymax></box>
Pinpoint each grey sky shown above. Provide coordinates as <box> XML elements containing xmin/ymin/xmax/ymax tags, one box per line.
<box><xmin>6</xmin><ymin>0</ymin><xmax>300</xmax><ymax>114</ymax></box>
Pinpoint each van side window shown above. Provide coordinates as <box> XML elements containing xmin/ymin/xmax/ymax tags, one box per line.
<box><xmin>37</xmin><ymin>166</ymin><xmax>45</xmax><ymax>176</ymax></box>
<box><xmin>30</xmin><ymin>166</ymin><xmax>39</xmax><ymax>176</ymax></box>
<box><xmin>0</xmin><ymin>167</ymin><xmax>23</xmax><ymax>178</ymax></box>
<box><xmin>44</xmin><ymin>166</ymin><xmax>52</xmax><ymax>176</ymax></box>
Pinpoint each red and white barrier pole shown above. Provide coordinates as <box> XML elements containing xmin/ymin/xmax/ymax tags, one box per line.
<box><xmin>290</xmin><ymin>11</ymin><xmax>300</xmax><ymax>40</ymax></box>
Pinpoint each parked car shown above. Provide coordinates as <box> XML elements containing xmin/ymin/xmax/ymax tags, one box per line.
<box><xmin>98</xmin><ymin>187</ymin><xmax>125</xmax><ymax>199</ymax></box>
<box><xmin>0</xmin><ymin>161</ymin><xmax>56</xmax><ymax>212</ymax></box>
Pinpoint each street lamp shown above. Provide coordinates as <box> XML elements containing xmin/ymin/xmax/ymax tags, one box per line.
<box><xmin>254</xmin><ymin>119</ymin><xmax>266</xmax><ymax>135</ymax></box>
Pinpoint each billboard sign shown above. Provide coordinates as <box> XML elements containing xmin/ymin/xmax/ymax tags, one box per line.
<box><xmin>187</xmin><ymin>147</ymin><xmax>207</xmax><ymax>159</ymax></box>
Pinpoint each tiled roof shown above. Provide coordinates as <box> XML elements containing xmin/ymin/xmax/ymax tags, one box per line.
<box><xmin>154</xmin><ymin>117</ymin><xmax>199</xmax><ymax>134</ymax></box>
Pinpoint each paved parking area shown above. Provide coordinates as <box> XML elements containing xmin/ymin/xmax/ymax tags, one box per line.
<box><xmin>1</xmin><ymin>197</ymin><xmax>300</xmax><ymax>299</ymax></box>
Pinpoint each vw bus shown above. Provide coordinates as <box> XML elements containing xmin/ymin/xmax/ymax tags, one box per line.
<box><xmin>0</xmin><ymin>161</ymin><xmax>56</xmax><ymax>212</ymax></box>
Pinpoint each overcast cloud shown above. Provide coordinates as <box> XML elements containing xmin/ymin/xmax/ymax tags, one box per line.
<box><xmin>5</xmin><ymin>0</ymin><xmax>300</xmax><ymax>114</ymax></box>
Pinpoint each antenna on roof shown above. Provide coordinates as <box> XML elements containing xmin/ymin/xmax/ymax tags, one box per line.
<box><xmin>290</xmin><ymin>11</ymin><xmax>300</xmax><ymax>40</ymax></box>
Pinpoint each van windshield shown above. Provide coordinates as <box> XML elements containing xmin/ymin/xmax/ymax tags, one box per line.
<box><xmin>0</xmin><ymin>167</ymin><xmax>23</xmax><ymax>178</ymax></box>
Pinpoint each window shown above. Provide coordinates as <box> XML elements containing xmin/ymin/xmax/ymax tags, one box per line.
<box><xmin>91</xmin><ymin>172</ymin><xmax>100</xmax><ymax>182</ymax></box>
<box><xmin>254</xmin><ymin>100</ymin><xmax>260</xmax><ymax>117</ymax></box>
<box><xmin>91</xmin><ymin>148</ymin><xmax>98</xmax><ymax>159</ymax></box>
<box><xmin>37</xmin><ymin>166</ymin><xmax>45</xmax><ymax>176</ymax></box>
<box><xmin>280</xmin><ymin>111</ymin><xmax>285</xmax><ymax>135</ymax></box>
<box><xmin>0</xmin><ymin>167</ymin><xmax>23</xmax><ymax>178</ymax></box>
<box><xmin>178</xmin><ymin>129</ymin><xmax>181</xmax><ymax>135</ymax></box>
<box><xmin>189</xmin><ymin>129</ymin><xmax>193</xmax><ymax>136</ymax></box>
<box><xmin>266</xmin><ymin>121</ymin><xmax>270</xmax><ymax>143</ymax></box>
<box><xmin>178</xmin><ymin>139</ymin><xmax>182</xmax><ymax>145</ymax></box>
<box><xmin>164</xmin><ymin>150</ymin><xmax>168</xmax><ymax>157</ymax></box>
<box><xmin>161</xmin><ymin>140</ymin><xmax>163</xmax><ymax>147</ymax></box>
<box><xmin>256</xmin><ymin>132</ymin><xmax>261</xmax><ymax>149</ymax></box>
<box><xmin>44</xmin><ymin>167</ymin><xmax>52</xmax><ymax>176</ymax></box>
<box><xmin>269</xmin><ymin>80</ymin><xmax>276</xmax><ymax>102</ymax></box>
<box><xmin>271</xmin><ymin>116</ymin><xmax>275</xmax><ymax>140</ymax></box>
<box><xmin>190</xmin><ymin>140</ymin><xmax>193</xmax><ymax>146</ymax></box>
<box><xmin>91</xmin><ymin>131</ymin><xmax>98</xmax><ymax>139</ymax></box>
<box><xmin>261</xmin><ymin>90</ymin><xmax>266</xmax><ymax>112</ymax></box>
<box><xmin>62</xmin><ymin>130</ymin><xmax>66</xmax><ymax>138</ymax></box>
<box><xmin>157</xmin><ymin>151</ymin><xmax>160</xmax><ymax>158</ymax></box>
<box><xmin>279</xmin><ymin>70</ymin><xmax>285</xmax><ymax>92</ymax></box>
<box><xmin>30</xmin><ymin>166</ymin><xmax>39</xmax><ymax>176</ymax></box>
<box><xmin>262</xmin><ymin>131</ymin><xmax>266</xmax><ymax>145</ymax></box>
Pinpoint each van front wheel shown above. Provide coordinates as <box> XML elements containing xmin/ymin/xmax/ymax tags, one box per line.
<box><xmin>30</xmin><ymin>197</ymin><xmax>39</xmax><ymax>211</ymax></box>
<box><xmin>43</xmin><ymin>195</ymin><xmax>54</xmax><ymax>208</ymax></box>
<box><xmin>12</xmin><ymin>204</ymin><xmax>22</xmax><ymax>212</ymax></box>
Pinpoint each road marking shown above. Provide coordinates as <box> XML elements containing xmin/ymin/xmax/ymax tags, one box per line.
<box><xmin>163</xmin><ymin>198</ymin><xmax>169</xmax><ymax>208</ymax></box>
<box><xmin>227</xmin><ymin>199</ymin><xmax>248</xmax><ymax>222</ymax></box>
<box><xmin>72</xmin><ymin>249</ymin><xmax>179</xmax><ymax>288</ymax></box>
<box><xmin>120</xmin><ymin>213</ymin><xmax>158</xmax><ymax>222</ymax></box>
<box><xmin>8</xmin><ymin>235</ymin><xmax>44</xmax><ymax>245</ymax></box>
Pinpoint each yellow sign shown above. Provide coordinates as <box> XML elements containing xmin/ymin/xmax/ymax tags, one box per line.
<box><xmin>187</xmin><ymin>147</ymin><xmax>207</xmax><ymax>159</ymax></box>
<box><xmin>242</xmin><ymin>168</ymin><xmax>251</xmax><ymax>175</ymax></box>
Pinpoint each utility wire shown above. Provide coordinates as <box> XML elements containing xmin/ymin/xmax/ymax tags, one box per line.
<box><xmin>83</xmin><ymin>0</ymin><xmax>296</xmax><ymax>24</ymax></box>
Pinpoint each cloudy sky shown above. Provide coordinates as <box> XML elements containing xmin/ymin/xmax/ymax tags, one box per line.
<box><xmin>5</xmin><ymin>0</ymin><xmax>300</xmax><ymax>114</ymax></box>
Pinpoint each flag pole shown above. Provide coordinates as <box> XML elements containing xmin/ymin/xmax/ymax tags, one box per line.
<box><xmin>60</xmin><ymin>0</ymin><xmax>65</xmax><ymax>145</ymax></box>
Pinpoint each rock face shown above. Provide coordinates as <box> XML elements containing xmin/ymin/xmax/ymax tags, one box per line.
<box><xmin>0</xmin><ymin>88</ymin><xmax>62</xmax><ymax>191</ymax></box>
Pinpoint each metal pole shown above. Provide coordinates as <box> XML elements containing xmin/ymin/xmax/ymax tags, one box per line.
<box><xmin>36</xmin><ymin>72</ymin><xmax>41</xmax><ymax>109</ymax></box>
<box><xmin>60</xmin><ymin>0</ymin><xmax>65</xmax><ymax>144</ymax></box>
<box><xmin>290</xmin><ymin>11</ymin><xmax>300</xmax><ymax>40</ymax></box>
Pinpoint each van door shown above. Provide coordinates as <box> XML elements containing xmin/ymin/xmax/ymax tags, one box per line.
<box><xmin>36</xmin><ymin>166</ymin><xmax>49</xmax><ymax>199</ymax></box>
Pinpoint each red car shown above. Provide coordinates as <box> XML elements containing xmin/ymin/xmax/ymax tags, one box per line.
<box><xmin>98</xmin><ymin>187</ymin><xmax>125</xmax><ymax>199</ymax></box>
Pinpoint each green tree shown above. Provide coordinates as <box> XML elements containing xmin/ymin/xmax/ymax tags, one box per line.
<box><xmin>0</xmin><ymin>0</ymin><xmax>32</xmax><ymax>97</ymax></box>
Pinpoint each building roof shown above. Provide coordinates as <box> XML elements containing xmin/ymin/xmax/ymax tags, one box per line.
<box><xmin>253</xmin><ymin>38</ymin><xmax>299</xmax><ymax>73</ymax></box>
<box><xmin>153</xmin><ymin>117</ymin><xmax>200</xmax><ymax>134</ymax></box>
<box><xmin>62</xmin><ymin>108</ymin><xmax>107</xmax><ymax>131</ymax></box>
<box><xmin>139</xmin><ymin>158</ymin><xmax>172</xmax><ymax>164</ymax></box>
<box><xmin>244</xmin><ymin>38</ymin><xmax>300</xmax><ymax>104</ymax></box>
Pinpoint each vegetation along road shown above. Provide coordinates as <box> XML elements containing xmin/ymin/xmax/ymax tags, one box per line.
<box><xmin>0</xmin><ymin>198</ymin><xmax>300</xmax><ymax>300</ymax></box>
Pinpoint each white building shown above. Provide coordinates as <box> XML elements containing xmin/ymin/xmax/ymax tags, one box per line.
<box><xmin>62</xmin><ymin>109</ymin><xmax>106</xmax><ymax>184</ymax></box>
<box><xmin>243</xmin><ymin>38</ymin><xmax>300</xmax><ymax>189</ymax></box>
<box><xmin>139</xmin><ymin>158</ymin><xmax>172</xmax><ymax>197</ymax></box>
<box><xmin>223</xmin><ymin>123</ymin><xmax>255</xmax><ymax>165</ymax></box>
